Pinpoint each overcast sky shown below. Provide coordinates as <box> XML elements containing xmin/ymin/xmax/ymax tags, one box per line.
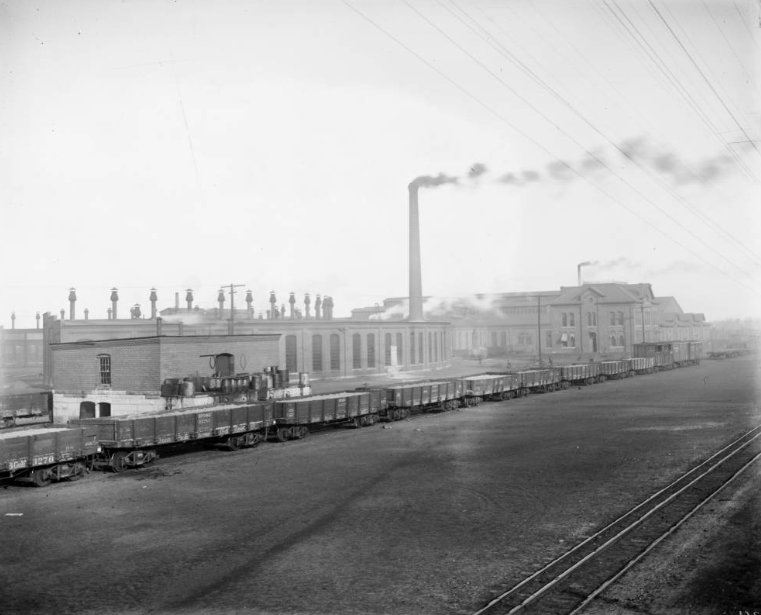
<box><xmin>2</xmin><ymin>0</ymin><xmax>760</xmax><ymax>327</ymax></box>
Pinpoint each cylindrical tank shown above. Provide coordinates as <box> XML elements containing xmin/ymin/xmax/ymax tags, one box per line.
<box><xmin>299</xmin><ymin>372</ymin><xmax>310</xmax><ymax>386</ymax></box>
<box><xmin>264</xmin><ymin>373</ymin><xmax>274</xmax><ymax>389</ymax></box>
<box><xmin>277</xmin><ymin>369</ymin><xmax>289</xmax><ymax>386</ymax></box>
<box><xmin>250</xmin><ymin>373</ymin><xmax>261</xmax><ymax>390</ymax></box>
<box><xmin>181</xmin><ymin>380</ymin><xmax>195</xmax><ymax>397</ymax></box>
<box><xmin>221</xmin><ymin>378</ymin><xmax>233</xmax><ymax>394</ymax></box>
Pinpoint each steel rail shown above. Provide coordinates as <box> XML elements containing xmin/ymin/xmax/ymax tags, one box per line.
<box><xmin>472</xmin><ymin>423</ymin><xmax>761</xmax><ymax>615</ymax></box>
<box><xmin>568</xmin><ymin>449</ymin><xmax>761</xmax><ymax>614</ymax></box>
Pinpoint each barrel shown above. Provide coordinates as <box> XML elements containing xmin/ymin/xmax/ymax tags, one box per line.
<box><xmin>250</xmin><ymin>373</ymin><xmax>261</xmax><ymax>390</ymax></box>
<box><xmin>264</xmin><ymin>373</ymin><xmax>274</xmax><ymax>389</ymax></box>
<box><xmin>272</xmin><ymin>371</ymin><xmax>281</xmax><ymax>388</ymax></box>
<box><xmin>277</xmin><ymin>369</ymin><xmax>290</xmax><ymax>386</ymax></box>
<box><xmin>181</xmin><ymin>380</ymin><xmax>195</xmax><ymax>397</ymax></box>
<box><xmin>221</xmin><ymin>378</ymin><xmax>233</xmax><ymax>394</ymax></box>
<box><xmin>161</xmin><ymin>382</ymin><xmax>179</xmax><ymax>397</ymax></box>
<box><xmin>299</xmin><ymin>372</ymin><xmax>310</xmax><ymax>386</ymax></box>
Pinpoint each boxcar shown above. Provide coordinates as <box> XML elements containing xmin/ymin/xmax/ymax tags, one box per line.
<box><xmin>0</xmin><ymin>426</ymin><xmax>98</xmax><ymax>486</ymax></box>
<box><xmin>272</xmin><ymin>391</ymin><xmax>379</xmax><ymax>440</ymax></box>
<box><xmin>70</xmin><ymin>402</ymin><xmax>274</xmax><ymax>471</ymax></box>
<box><xmin>632</xmin><ymin>343</ymin><xmax>675</xmax><ymax>370</ymax></box>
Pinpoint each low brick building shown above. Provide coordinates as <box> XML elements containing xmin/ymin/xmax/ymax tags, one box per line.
<box><xmin>50</xmin><ymin>334</ymin><xmax>281</xmax><ymax>422</ymax></box>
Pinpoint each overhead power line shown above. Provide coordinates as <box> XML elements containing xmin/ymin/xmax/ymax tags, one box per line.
<box><xmin>339</xmin><ymin>0</ymin><xmax>761</xmax><ymax>300</ymax></box>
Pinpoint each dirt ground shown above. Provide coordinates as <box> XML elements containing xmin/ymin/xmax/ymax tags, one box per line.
<box><xmin>1</xmin><ymin>356</ymin><xmax>759</xmax><ymax>615</ymax></box>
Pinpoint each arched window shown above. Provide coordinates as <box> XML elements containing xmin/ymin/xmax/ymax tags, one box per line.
<box><xmin>418</xmin><ymin>332</ymin><xmax>424</xmax><ymax>363</ymax></box>
<box><xmin>97</xmin><ymin>354</ymin><xmax>111</xmax><ymax>385</ymax></box>
<box><xmin>98</xmin><ymin>402</ymin><xmax>111</xmax><ymax>418</ymax></box>
<box><xmin>330</xmin><ymin>334</ymin><xmax>341</xmax><ymax>371</ymax></box>
<box><xmin>610</xmin><ymin>334</ymin><xmax>617</xmax><ymax>347</ymax></box>
<box><xmin>312</xmin><ymin>335</ymin><xmax>323</xmax><ymax>372</ymax></box>
<box><xmin>562</xmin><ymin>313</ymin><xmax>568</xmax><ymax>327</ymax></box>
<box><xmin>367</xmin><ymin>333</ymin><xmax>376</xmax><ymax>368</ymax></box>
<box><xmin>396</xmin><ymin>332</ymin><xmax>403</xmax><ymax>365</ymax></box>
<box><xmin>619</xmin><ymin>333</ymin><xmax>625</xmax><ymax>347</ymax></box>
<box><xmin>285</xmin><ymin>335</ymin><xmax>297</xmax><ymax>372</ymax></box>
<box><xmin>434</xmin><ymin>332</ymin><xmax>439</xmax><ymax>362</ymax></box>
<box><xmin>410</xmin><ymin>332</ymin><xmax>416</xmax><ymax>364</ymax></box>
<box><xmin>352</xmin><ymin>334</ymin><xmax>362</xmax><ymax>369</ymax></box>
<box><xmin>569</xmin><ymin>333</ymin><xmax>576</xmax><ymax>347</ymax></box>
<box><xmin>384</xmin><ymin>332</ymin><xmax>392</xmax><ymax>366</ymax></box>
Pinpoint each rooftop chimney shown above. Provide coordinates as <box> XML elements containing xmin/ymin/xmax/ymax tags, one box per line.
<box><xmin>577</xmin><ymin>262</ymin><xmax>591</xmax><ymax>286</ymax></box>
<box><xmin>68</xmin><ymin>288</ymin><xmax>77</xmax><ymax>320</ymax></box>
<box><xmin>408</xmin><ymin>183</ymin><xmax>424</xmax><ymax>321</ymax></box>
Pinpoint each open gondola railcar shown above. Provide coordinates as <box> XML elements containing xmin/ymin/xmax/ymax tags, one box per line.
<box><xmin>0</xmin><ymin>426</ymin><xmax>98</xmax><ymax>486</ymax></box>
<box><xmin>625</xmin><ymin>357</ymin><xmax>655</xmax><ymax>375</ymax></box>
<box><xmin>559</xmin><ymin>363</ymin><xmax>602</xmax><ymax>388</ymax></box>
<box><xmin>70</xmin><ymin>402</ymin><xmax>274</xmax><ymax>471</ymax></box>
<box><xmin>598</xmin><ymin>360</ymin><xmax>632</xmax><ymax>380</ymax></box>
<box><xmin>272</xmin><ymin>391</ymin><xmax>380</xmax><ymax>440</ymax></box>
<box><xmin>460</xmin><ymin>374</ymin><xmax>521</xmax><ymax>404</ymax></box>
<box><xmin>516</xmin><ymin>368</ymin><xmax>561</xmax><ymax>394</ymax></box>
<box><xmin>379</xmin><ymin>380</ymin><xmax>464</xmax><ymax>418</ymax></box>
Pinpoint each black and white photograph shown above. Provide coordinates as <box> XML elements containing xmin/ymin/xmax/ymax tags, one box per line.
<box><xmin>1</xmin><ymin>1</ymin><xmax>760</xmax><ymax>614</ymax></box>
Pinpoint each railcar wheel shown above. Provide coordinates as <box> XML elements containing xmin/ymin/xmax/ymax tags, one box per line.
<box><xmin>32</xmin><ymin>468</ymin><xmax>52</xmax><ymax>487</ymax></box>
<box><xmin>299</xmin><ymin>426</ymin><xmax>308</xmax><ymax>439</ymax></box>
<box><xmin>227</xmin><ymin>436</ymin><xmax>241</xmax><ymax>451</ymax></box>
<box><xmin>111</xmin><ymin>451</ymin><xmax>129</xmax><ymax>473</ymax></box>
<box><xmin>67</xmin><ymin>462</ymin><xmax>86</xmax><ymax>481</ymax></box>
<box><xmin>277</xmin><ymin>427</ymin><xmax>290</xmax><ymax>442</ymax></box>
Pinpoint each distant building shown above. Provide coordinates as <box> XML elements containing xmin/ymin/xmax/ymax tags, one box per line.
<box><xmin>1</xmin><ymin>327</ymin><xmax>44</xmax><ymax>369</ymax></box>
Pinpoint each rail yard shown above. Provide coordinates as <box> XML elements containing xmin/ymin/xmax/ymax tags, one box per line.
<box><xmin>1</xmin><ymin>354</ymin><xmax>759</xmax><ymax>615</ymax></box>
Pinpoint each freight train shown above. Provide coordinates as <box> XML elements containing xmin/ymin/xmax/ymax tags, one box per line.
<box><xmin>0</xmin><ymin>341</ymin><xmax>705</xmax><ymax>487</ymax></box>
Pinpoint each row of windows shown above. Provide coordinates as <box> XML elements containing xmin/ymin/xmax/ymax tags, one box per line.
<box><xmin>288</xmin><ymin>332</ymin><xmax>447</xmax><ymax>373</ymax></box>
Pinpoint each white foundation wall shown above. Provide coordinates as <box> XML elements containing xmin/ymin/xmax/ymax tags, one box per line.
<box><xmin>53</xmin><ymin>391</ymin><xmax>219</xmax><ymax>424</ymax></box>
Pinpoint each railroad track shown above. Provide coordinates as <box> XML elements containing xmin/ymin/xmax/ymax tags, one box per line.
<box><xmin>472</xmin><ymin>424</ymin><xmax>761</xmax><ymax>615</ymax></box>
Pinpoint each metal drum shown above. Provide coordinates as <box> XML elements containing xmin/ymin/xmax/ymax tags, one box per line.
<box><xmin>299</xmin><ymin>372</ymin><xmax>309</xmax><ymax>386</ymax></box>
<box><xmin>277</xmin><ymin>369</ymin><xmax>289</xmax><ymax>386</ymax></box>
<box><xmin>181</xmin><ymin>380</ymin><xmax>195</xmax><ymax>397</ymax></box>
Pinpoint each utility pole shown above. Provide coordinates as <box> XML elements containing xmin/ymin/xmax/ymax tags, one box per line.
<box><xmin>537</xmin><ymin>294</ymin><xmax>542</xmax><ymax>367</ymax></box>
<box><xmin>224</xmin><ymin>283</ymin><xmax>245</xmax><ymax>333</ymax></box>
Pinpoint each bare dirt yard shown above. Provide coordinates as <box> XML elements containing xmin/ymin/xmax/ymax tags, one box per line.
<box><xmin>1</xmin><ymin>356</ymin><xmax>759</xmax><ymax>615</ymax></box>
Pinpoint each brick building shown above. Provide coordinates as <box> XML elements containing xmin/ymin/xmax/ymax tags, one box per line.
<box><xmin>50</xmin><ymin>334</ymin><xmax>280</xmax><ymax>422</ymax></box>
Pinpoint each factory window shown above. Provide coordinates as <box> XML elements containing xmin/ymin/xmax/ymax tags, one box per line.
<box><xmin>501</xmin><ymin>331</ymin><xmax>507</xmax><ymax>346</ymax></box>
<box><xmin>434</xmin><ymin>332</ymin><xmax>439</xmax><ymax>362</ymax></box>
<box><xmin>79</xmin><ymin>401</ymin><xmax>96</xmax><ymax>419</ymax></box>
<box><xmin>617</xmin><ymin>311</ymin><xmax>624</xmax><ymax>326</ymax></box>
<box><xmin>312</xmin><ymin>335</ymin><xmax>323</xmax><ymax>372</ymax></box>
<box><xmin>385</xmin><ymin>333</ymin><xmax>392</xmax><ymax>366</ymax></box>
<box><xmin>569</xmin><ymin>333</ymin><xmax>576</xmax><ymax>347</ymax></box>
<box><xmin>396</xmin><ymin>333</ymin><xmax>403</xmax><ymax>365</ymax></box>
<box><xmin>562</xmin><ymin>313</ymin><xmax>567</xmax><ymax>327</ymax></box>
<box><xmin>419</xmin><ymin>333</ymin><xmax>424</xmax><ymax>364</ymax></box>
<box><xmin>491</xmin><ymin>332</ymin><xmax>498</xmax><ymax>347</ymax></box>
<box><xmin>410</xmin><ymin>332</ymin><xmax>416</xmax><ymax>365</ymax></box>
<box><xmin>546</xmin><ymin>331</ymin><xmax>552</xmax><ymax>348</ymax></box>
<box><xmin>429</xmin><ymin>332</ymin><xmax>433</xmax><ymax>363</ymax></box>
<box><xmin>569</xmin><ymin>313</ymin><xmax>575</xmax><ymax>327</ymax></box>
<box><xmin>610</xmin><ymin>312</ymin><xmax>616</xmax><ymax>326</ymax></box>
<box><xmin>330</xmin><ymin>334</ymin><xmax>340</xmax><ymax>371</ymax></box>
<box><xmin>610</xmin><ymin>333</ymin><xmax>617</xmax><ymax>348</ymax></box>
<box><xmin>517</xmin><ymin>332</ymin><xmax>533</xmax><ymax>346</ymax></box>
<box><xmin>353</xmin><ymin>334</ymin><xmax>362</xmax><ymax>369</ymax></box>
<box><xmin>98</xmin><ymin>402</ymin><xmax>111</xmax><ymax>418</ymax></box>
<box><xmin>619</xmin><ymin>333</ymin><xmax>625</xmax><ymax>347</ymax></box>
<box><xmin>98</xmin><ymin>354</ymin><xmax>111</xmax><ymax>385</ymax></box>
<box><xmin>367</xmin><ymin>333</ymin><xmax>376</xmax><ymax>368</ymax></box>
<box><xmin>285</xmin><ymin>335</ymin><xmax>297</xmax><ymax>372</ymax></box>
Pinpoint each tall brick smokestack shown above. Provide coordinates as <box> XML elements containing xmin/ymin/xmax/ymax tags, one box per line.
<box><xmin>408</xmin><ymin>183</ymin><xmax>424</xmax><ymax>321</ymax></box>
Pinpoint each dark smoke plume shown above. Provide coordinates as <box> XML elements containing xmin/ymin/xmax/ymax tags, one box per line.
<box><xmin>468</xmin><ymin>163</ymin><xmax>488</xmax><ymax>178</ymax></box>
<box><xmin>409</xmin><ymin>173</ymin><xmax>459</xmax><ymax>189</ymax></box>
